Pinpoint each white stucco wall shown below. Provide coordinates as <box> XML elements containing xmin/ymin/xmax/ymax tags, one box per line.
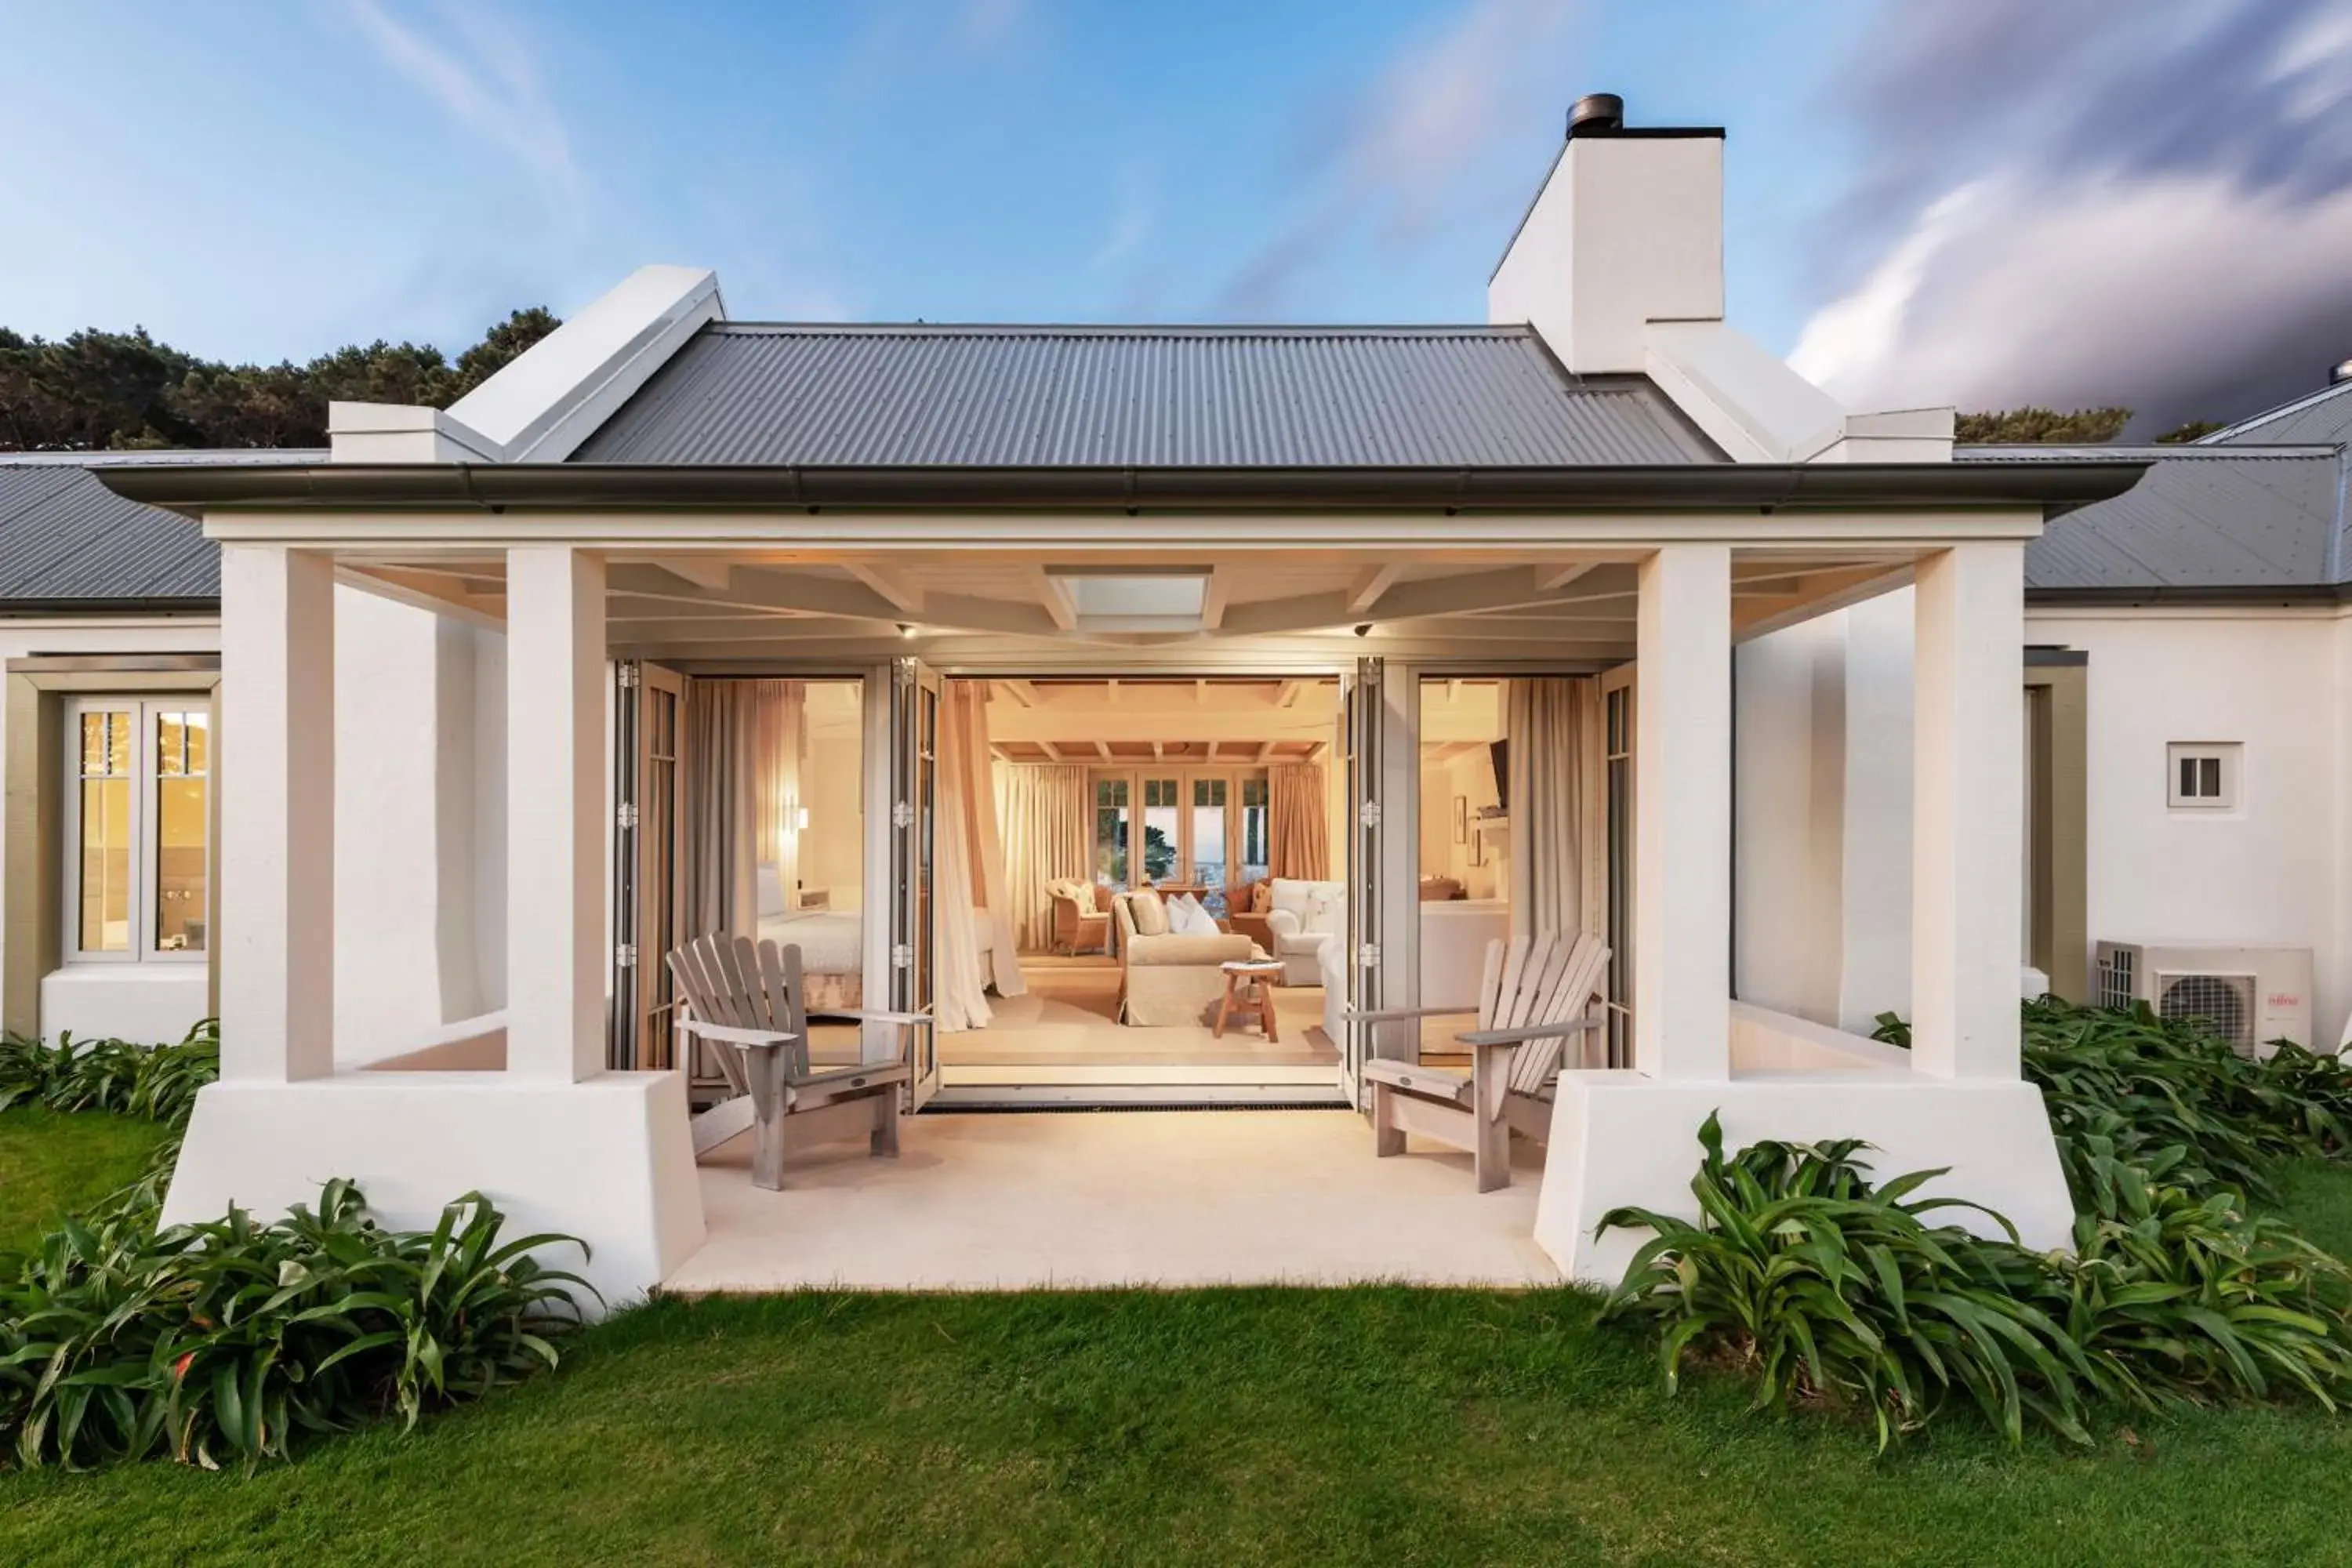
<box><xmin>2029</xmin><ymin>606</ymin><xmax>2350</xmax><ymax>1043</ymax></box>
<box><xmin>1734</xmin><ymin>590</ymin><xmax>1914</xmax><ymax>1033</ymax></box>
<box><xmin>1</xmin><ymin>595</ymin><xmax>506</xmax><ymax>1052</ymax></box>
<box><xmin>1739</xmin><ymin>596</ymin><xmax>2352</xmax><ymax>1046</ymax></box>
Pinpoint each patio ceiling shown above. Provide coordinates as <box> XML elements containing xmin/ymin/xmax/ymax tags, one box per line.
<box><xmin>334</xmin><ymin>547</ymin><xmax>1915</xmax><ymax>665</ymax></box>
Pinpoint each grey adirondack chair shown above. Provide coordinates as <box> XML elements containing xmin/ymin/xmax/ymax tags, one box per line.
<box><xmin>1345</xmin><ymin>931</ymin><xmax>1610</xmax><ymax>1192</ymax></box>
<box><xmin>666</xmin><ymin>932</ymin><xmax>926</xmax><ymax>1190</ymax></box>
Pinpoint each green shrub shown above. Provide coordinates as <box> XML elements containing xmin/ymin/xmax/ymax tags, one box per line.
<box><xmin>0</xmin><ymin>1021</ymin><xmax>220</xmax><ymax>1127</ymax></box>
<box><xmin>0</xmin><ymin>1177</ymin><xmax>592</xmax><ymax>1470</ymax></box>
<box><xmin>1599</xmin><ymin>1113</ymin><xmax>2092</xmax><ymax>1448</ymax></box>
<box><xmin>1602</xmin><ymin>1113</ymin><xmax>2352</xmax><ymax>1448</ymax></box>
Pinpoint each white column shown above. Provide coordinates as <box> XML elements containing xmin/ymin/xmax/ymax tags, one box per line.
<box><xmin>505</xmin><ymin>546</ymin><xmax>607</xmax><ymax>1081</ymax></box>
<box><xmin>1911</xmin><ymin>542</ymin><xmax>2025</xmax><ymax>1079</ymax></box>
<box><xmin>219</xmin><ymin>546</ymin><xmax>336</xmax><ymax>1080</ymax></box>
<box><xmin>1633</xmin><ymin>543</ymin><xmax>1731</xmax><ymax>1080</ymax></box>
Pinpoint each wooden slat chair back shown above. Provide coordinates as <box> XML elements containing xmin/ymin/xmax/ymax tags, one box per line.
<box><xmin>666</xmin><ymin>932</ymin><xmax>919</xmax><ymax>1190</ymax></box>
<box><xmin>1346</xmin><ymin>931</ymin><xmax>1610</xmax><ymax>1192</ymax></box>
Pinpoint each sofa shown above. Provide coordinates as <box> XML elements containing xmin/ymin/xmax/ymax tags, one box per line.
<box><xmin>1263</xmin><ymin>877</ymin><xmax>1346</xmax><ymax>985</ymax></box>
<box><xmin>1110</xmin><ymin>888</ymin><xmax>1264</xmax><ymax>1025</ymax></box>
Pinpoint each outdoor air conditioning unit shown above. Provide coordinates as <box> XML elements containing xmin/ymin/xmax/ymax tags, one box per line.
<box><xmin>2092</xmin><ymin>942</ymin><xmax>2314</xmax><ymax>1058</ymax></box>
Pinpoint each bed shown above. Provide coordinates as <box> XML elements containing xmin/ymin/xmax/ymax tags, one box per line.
<box><xmin>751</xmin><ymin>906</ymin><xmax>999</xmax><ymax>1014</ymax></box>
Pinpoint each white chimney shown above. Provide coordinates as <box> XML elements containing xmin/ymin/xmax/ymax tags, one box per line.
<box><xmin>1488</xmin><ymin>94</ymin><xmax>1725</xmax><ymax>376</ymax></box>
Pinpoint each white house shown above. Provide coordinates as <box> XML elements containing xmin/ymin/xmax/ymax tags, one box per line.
<box><xmin>48</xmin><ymin>96</ymin><xmax>2143</xmax><ymax>1305</ymax></box>
<box><xmin>1738</xmin><ymin>372</ymin><xmax>2352</xmax><ymax>1053</ymax></box>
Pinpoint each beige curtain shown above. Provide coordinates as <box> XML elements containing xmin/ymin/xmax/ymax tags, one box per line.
<box><xmin>687</xmin><ymin>680</ymin><xmax>808</xmax><ymax>941</ymax></box>
<box><xmin>1506</xmin><ymin>677</ymin><xmax>1588</xmax><ymax>942</ymax></box>
<box><xmin>1269</xmin><ymin>762</ymin><xmax>1330</xmax><ymax>880</ymax></box>
<box><xmin>996</xmin><ymin>762</ymin><xmax>1091</xmax><ymax>951</ymax></box>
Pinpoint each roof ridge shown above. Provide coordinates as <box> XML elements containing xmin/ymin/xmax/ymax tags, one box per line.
<box><xmin>2198</xmin><ymin>377</ymin><xmax>2352</xmax><ymax>445</ymax></box>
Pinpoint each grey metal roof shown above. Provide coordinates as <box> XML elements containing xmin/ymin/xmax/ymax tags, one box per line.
<box><xmin>571</xmin><ymin>322</ymin><xmax>1722</xmax><ymax>467</ymax></box>
<box><xmin>2199</xmin><ymin>379</ymin><xmax>2352</xmax><ymax>448</ymax></box>
<box><xmin>1961</xmin><ymin>444</ymin><xmax>2351</xmax><ymax>594</ymax></box>
<box><xmin>0</xmin><ymin>451</ymin><xmax>323</xmax><ymax>609</ymax></box>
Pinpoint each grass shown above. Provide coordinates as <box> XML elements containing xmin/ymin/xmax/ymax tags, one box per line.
<box><xmin>0</xmin><ymin>1107</ymin><xmax>169</xmax><ymax>1260</ymax></box>
<box><xmin>5</xmin><ymin>1123</ymin><xmax>2352</xmax><ymax>1565</ymax></box>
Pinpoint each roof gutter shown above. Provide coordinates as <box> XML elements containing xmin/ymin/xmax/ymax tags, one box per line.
<box><xmin>96</xmin><ymin>460</ymin><xmax>2148</xmax><ymax>517</ymax></box>
<box><xmin>2027</xmin><ymin>583</ymin><xmax>2352</xmax><ymax>608</ymax></box>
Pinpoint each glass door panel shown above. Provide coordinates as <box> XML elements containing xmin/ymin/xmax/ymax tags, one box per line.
<box><xmin>1191</xmin><ymin>777</ymin><xmax>1230</xmax><ymax>915</ymax></box>
<box><xmin>1140</xmin><ymin>776</ymin><xmax>1180</xmax><ymax>886</ymax></box>
<box><xmin>891</xmin><ymin>659</ymin><xmax>942</xmax><ymax>1108</ymax></box>
<box><xmin>75</xmin><ymin>709</ymin><xmax>135</xmax><ymax>955</ymax></box>
<box><xmin>1240</xmin><ymin>775</ymin><xmax>1271</xmax><ymax>890</ymax></box>
<box><xmin>151</xmin><ymin>709</ymin><xmax>209</xmax><ymax>953</ymax></box>
<box><xmin>1094</xmin><ymin>777</ymin><xmax>1132</xmax><ymax>889</ymax></box>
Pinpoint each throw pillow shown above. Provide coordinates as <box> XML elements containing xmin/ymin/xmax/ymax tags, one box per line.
<box><xmin>1129</xmin><ymin>890</ymin><xmax>1170</xmax><ymax>938</ymax></box>
<box><xmin>1250</xmin><ymin>882</ymin><xmax>1273</xmax><ymax>914</ymax></box>
<box><xmin>1170</xmin><ymin>894</ymin><xmax>1218</xmax><ymax>937</ymax></box>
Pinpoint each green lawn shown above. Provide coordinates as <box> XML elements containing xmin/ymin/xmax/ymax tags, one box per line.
<box><xmin>5</xmin><ymin>1128</ymin><xmax>2352</xmax><ymax>1566</ymax></box>
<box><xmin>0</xmin><ymin>1107</ymin><xmax>169</xmax><ymax>1260</ymax></box>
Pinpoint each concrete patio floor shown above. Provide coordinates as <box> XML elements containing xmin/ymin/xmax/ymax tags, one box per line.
<box><xmin>663</xmin><ymin>1109</ymin><xmax>1559</xmax><ymax>1292</ymax></box>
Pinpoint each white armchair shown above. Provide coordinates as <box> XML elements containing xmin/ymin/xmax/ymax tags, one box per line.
<box><xmin>1263</xmin><ymin>877</ymin><xmax>1346</xmax><ymax>985</ymax></box>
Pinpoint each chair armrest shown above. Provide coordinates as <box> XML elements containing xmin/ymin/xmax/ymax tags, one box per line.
<box><xmin>678</xmin><ymin>1019</ymin><xmax>804</xmax><ymax>1048</ymax></box>
<box><xmin>1343</xmin><ymin>1005</ymin><xmax>1479</xmax><ymax>1024</ymax></box>
<box><xmin>1264</xmin><ymin>909</ymin><xmax>1301</xmax><ymax>938</ymax></box>
<box><xmin>1457</xmin><ymin>1018</ymin><xmax>1605</xmax><ymax>1047</ymax></box>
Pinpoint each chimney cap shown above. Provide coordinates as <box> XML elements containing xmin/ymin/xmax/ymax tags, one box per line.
<box><xmin>1567</xmin><ymin>93</ymin><xmax>1624</xmax><ymax>139</ymax></box>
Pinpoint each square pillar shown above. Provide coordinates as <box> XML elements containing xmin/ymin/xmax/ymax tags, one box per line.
<box><xmin>506</xmin><ymin>546</ymin><xmax>607</xmax><ymax>1081</ymax></box>
<box><xmin>218</xmin><ymin>546</ymin><xmax>336</xmax><ymax>1080</ymax></box>
<box><xmin>1911</xmin><ymin>542</ymin><xmax>2025</xmax><ymax>1079</ymax></box>
<box><xmin>1633</xmin><ymin>543</ymin><xmax>1731</xmax><ymax>1080</ymax></box>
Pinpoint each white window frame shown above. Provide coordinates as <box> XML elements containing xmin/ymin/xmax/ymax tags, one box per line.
<box><xmin>61</xmin><ymin>695</ymin><xmax>211</xmax><ymax>966</ymax></box>
<box><xmin>2165</xmin><ymin>741</ymin><xmax>2241</xmax><ymax>813</ymax></box>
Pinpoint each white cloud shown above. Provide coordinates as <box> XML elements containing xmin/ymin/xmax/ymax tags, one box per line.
<box><xmin>1792</xmin><ymin>172</ymin><xmax>2352</xmax><ymax>426</ymax></box>
<box><xmin>343</xmin><ymin>0</ymin><xmax>583</xmax><ymax>213</ymax></box>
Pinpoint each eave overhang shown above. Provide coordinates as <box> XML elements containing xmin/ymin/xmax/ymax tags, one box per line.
<box><xmin>96</xmin><ymin>460</ymin><xmax>2148</xmax><ymax>519</ymax></box>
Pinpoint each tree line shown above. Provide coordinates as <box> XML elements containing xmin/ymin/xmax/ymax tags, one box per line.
<box><xmin>0</xmin><ymin>308</ymin><xmax>560</xmax><ymax>452</ymax></box>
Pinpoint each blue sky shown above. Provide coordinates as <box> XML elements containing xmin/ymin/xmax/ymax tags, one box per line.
<box><xmin>4</xmin><ymin>2</ymin><xmax>2347</xmax><ymax>429</ymax></box>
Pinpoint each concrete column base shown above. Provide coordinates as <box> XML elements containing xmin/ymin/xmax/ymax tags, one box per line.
<box><xmin>1533</xmin><ymin>1069</ymin><xmax>2074</xmax><ymax>1287</ymax></box>
<box><xmin>162</xmin><ymin>1071</ymin><xmax>705</xmax><ymax>1312</ymax></box>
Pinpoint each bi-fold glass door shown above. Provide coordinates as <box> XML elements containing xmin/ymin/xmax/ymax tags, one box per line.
<box><xmin>889</xmin><ymin>658</ymin><xmax>942</xmax><ymax>1109</ymax></box>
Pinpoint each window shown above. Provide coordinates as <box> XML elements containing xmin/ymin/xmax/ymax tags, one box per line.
<box><xmin>65</xmin><ymin>699</ymin><xmax>209</xmax><ymax>962</ymax></box>
<box><xmin>2166</xmin><ymin>742</ymin><xmax>2240</xmax><ymax>811</ymax></box>
<box><xmin>1094</xmin><ymin>777</ymin><xmax>1131</xmax><ymax>887</ymax></box>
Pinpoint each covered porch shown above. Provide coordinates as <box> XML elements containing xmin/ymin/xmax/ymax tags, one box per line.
<box><xmin>162</xmin><ymin>517</ymin><xmax>2063</xmax><ymax>1301</ymax></box>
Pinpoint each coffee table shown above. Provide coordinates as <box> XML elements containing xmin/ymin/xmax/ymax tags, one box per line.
<box><xmin>1214</xmin><ymin>959</ymin><xmax>1286</xmax><ymax>1041</ymax></box>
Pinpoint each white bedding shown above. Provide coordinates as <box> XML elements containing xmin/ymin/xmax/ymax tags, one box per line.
<box><xmin>753</xmin><ymin>909</ymin><xmax>994</xmax><ymax>975</ymax></box>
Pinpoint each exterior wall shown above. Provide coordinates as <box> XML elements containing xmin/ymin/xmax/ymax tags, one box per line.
<box><xmin>2030</xmin><ymin>607</ymin><xmax>2349</xmax><ymax>1043</ymax></box>
<box><xmin>1733</xmin><ymin>590</ymin><xmax>1913</xmax><ymax>1033</ymax></box>
<box><xmin>0</xmin><ymin>594</ymin><xmax>506</xmax><ymax>1052</ymax></box>
<box><xmin>1741</xmin><ymin>597</ymin><xmax>2352</xmax><ymax>1047</ymax></box>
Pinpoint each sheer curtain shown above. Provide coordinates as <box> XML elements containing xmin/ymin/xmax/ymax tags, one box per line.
<box><xmin>996</xmin><ymin>762</ymin><xmax>1091</xmax><ymax>951</ymax></box>
<box><xmin>685</xmin><ymin>679</ymin><xmax>806</xmax><ymax>938</ymax></box>
<box><xmin>934</xmin><ymin>681</ymin><xmax>1026</xmax><ymax>1032</ymax></box>
<box><xmin>1506</xmin><ymin>677</ymin><xmax>1588</xmax><ymax>942</ymax></box>
<box><xmin>1269</xmin><ymin>762</ymin><xmax>1330</xmax><ymax>880</ymax></box>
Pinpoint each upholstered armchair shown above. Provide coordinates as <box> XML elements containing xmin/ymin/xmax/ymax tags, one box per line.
<box><xmin>1262</xmin><ymin>877</ymin><xmax>1347</xmax><ymax>985</ymax></box>
<box><xmin>1046</xmin><ymin>877</ymin><xmax>1110</xmax><ymax>956</ymax></box>
<box><xmin>1110</xmin><ymin>889</ymin><xmax>1261</xmax><ymax>1025</ymax></box>
<box><xmin>1227</xmin><ymin>878</ymin><xmax>1274</xmax><ymax>951</ymax></box>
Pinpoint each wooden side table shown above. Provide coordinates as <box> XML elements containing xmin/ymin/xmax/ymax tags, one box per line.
<box><xmin>1214</xmin><ymin>960</ymin><xmax>1285</xmax><ymax>1041</ymax></box>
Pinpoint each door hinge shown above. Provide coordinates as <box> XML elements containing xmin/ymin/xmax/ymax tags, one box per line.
<box><xmin>617</xmin><ymin>664</ymin><xmax>641</xmax><ymax>689</ymax></box>
<box><xmin>615</xmin><ymin>802</ymin><xmax>640</xmax><ymax>829</ymax></box>
<box><xmin>1359</xmin><ymin>801</ymin><xmax>1382</xmax><ymax>829</ymax></box>
<box><xmin>892</xmin><ymin>800</ymin><xmax>916</xmax><ymax>829</ymax></box>
<box><xmin>891</xmin><ymin>943</ymin><xmax>914</xmax><ymax>970</ymax></box>
<box><xmin>1358</xmin><ymin>942</ymin><xmax>1381</xmax><ymax>969</ymax></box>
<box><xmin>615</xmin><ymin>943</ymin><xmax>637</xmax><ymax>969</ymax></box>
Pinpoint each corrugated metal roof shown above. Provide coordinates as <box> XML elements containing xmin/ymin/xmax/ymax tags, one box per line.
<box><xmin>2199</xmin><ymin>379</ymin><xmax>2352</xmax><ymax>448</ymax></box>
<box><xmin>1961</xmin><ymin>445</ymin><xmax>2350</xmax><ymax>592</ymax></box>
<box><xmin>0</xmin><ymin>451</ymin><xmax>323</xmax><ymax>608</ymax></box>
<box><xmin>572</xmin><ymin>323</ymin><xmax>1722</xmax><ymax>466</ymax></box>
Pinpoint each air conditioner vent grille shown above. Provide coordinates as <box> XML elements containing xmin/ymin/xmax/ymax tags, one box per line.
<box><xmin>2158</xmin><ymin>972</ymin><xmax>2256</xmax><ymax>1056</ymax></box>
